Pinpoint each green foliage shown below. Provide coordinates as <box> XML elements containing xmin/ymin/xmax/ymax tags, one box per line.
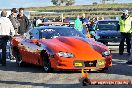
<box><xmin>51</xmin><ymin>0</ymin><xmax>60</xmax><ymax>6</ymax></box>
<box><xmin>27</xmin><ymin>3</ymin><xmax>132</xmax><ymax>11</ymax></box>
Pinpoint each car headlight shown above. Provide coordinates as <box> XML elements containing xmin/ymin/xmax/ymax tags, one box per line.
<box><xmin>57</xmin><ymin>52</ymin><xmax>74</xmax><ymax>58</ymax></box>
<box><xmin>102</xmin><ymin>51</ymin><xmax>110</xmax><ymax>56</ymax></box>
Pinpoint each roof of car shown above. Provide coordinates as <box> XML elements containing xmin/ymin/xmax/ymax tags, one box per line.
<box><xmin>97</xmin><ymin>19</ymin><xmax>119</xmax><ymax>22</ymax></box>
<box><xmin>39</xmin><ymin>22</ymin><xmax>69</xmax><ymax>25</ymax></box>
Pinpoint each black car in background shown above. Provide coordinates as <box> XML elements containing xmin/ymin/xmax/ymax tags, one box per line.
<box><xmin>91</xmin><ymin>20</ymin><xmax>120</xmax><ymax>44</ymax></box>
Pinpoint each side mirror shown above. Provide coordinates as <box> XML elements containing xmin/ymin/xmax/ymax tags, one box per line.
<box><xmin>30</xmin><ymin>39</ymin><xmax>38</xmax><ymax>43</ymax></box>
<box><xmin>23</xmin><ymin>33</ymin><xmax>27</xmax><ymax>38</ymax></box>
<box><xmin>30</xmin><ymin>39</ymin><xmax>41</xmax><ymax>46</ymax></box>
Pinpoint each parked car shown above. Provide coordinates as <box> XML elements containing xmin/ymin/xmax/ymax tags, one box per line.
<box><xmin>11</xmin><ymin>26</ymin><xmax>112</xmax><ymax>72</ymax></box>
<box><xmin>91</xmin><ymin>20</ymin><xmax>120</xmax><ymax>44</ymax></box>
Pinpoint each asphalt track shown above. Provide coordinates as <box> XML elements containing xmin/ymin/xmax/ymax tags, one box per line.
<box><xmin>0</xmin><ymin>43</ymin><xmax>132</xmax><ymax>88</ymax></box>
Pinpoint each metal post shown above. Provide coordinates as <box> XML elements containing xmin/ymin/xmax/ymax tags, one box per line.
<box><xmin>61</xmin><ymin>13</ymin><xmax>63</xmax><ymax>22</ymax></box>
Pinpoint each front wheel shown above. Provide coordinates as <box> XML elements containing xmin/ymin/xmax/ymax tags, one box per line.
<box><xmin>42</xmin><ymin>56</ymin><xmax>53</xmax><ymax>73</ymax></box>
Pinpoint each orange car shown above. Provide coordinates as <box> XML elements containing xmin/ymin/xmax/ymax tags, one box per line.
<box><xmin>11</xmin><ymin>26</ymin><xmax>112</xmax><ymax>72</ymax></box>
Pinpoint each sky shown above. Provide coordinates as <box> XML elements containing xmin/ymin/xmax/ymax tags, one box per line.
<box><xmin>0</xmin><ymin>0</ymin><xmax>132</xmax><ymax>9</ymax></box>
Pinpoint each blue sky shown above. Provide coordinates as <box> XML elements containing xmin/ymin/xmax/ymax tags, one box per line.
<box><xmin>0</xmin><ymin>0</ymin><xmax>132</xmax><ymax>9</ymax></box>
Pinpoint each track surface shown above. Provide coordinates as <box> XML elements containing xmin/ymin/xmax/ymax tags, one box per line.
<box><xmin>0</xmin><ymin>44</ymin><xmax>132</xmax><ymax>88</ymax></box>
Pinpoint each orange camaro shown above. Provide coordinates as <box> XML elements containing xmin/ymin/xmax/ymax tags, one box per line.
<box><xmin>11</xmin><ymin>26</ymin><xmax>112</xmax><ymax>72</ymax></box>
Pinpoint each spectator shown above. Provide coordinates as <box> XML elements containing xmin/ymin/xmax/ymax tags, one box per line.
<box><xmin>65</xmin><ymin>16</ymin><xmax>70</xmax><ymax>23</ymax></box>
<box><xmin>74</xmin><ymin>15</ymin><xmax>83</xmax><ymax>33</ymax></box>
<box><xmin>119</xmin><ymin>10</ymin><xmax>132</xmax><ymax>55</ymax></box>
<box><xmin>36</xmin><ymin>17</ymin><xmax>42</xmax><ymax>27</ymax></box>
<box><xmin>96</xmin><ymin>16</ymin><xmax>99</xmax><ymax>21</ymax></box>
<box><xmin>80</xmin><ymin>13</ymin><xmax>89</xmax><ymax>35</ymax></box>
<box><xmin>0</xmin><ymin>10</ymin><xmax>15</xmax><ymax>66</ymax></box>
<box><xmin>101</xmin><ymin>16</ymin><xmax>104</xmax><ymax>20</ymax></box>
<box><xmin>32</xmin><ymin>17</ymin><xmax>37</xmax><ymax>27</ymax></box>
<box><xmin>56</xmin><ymin>16</ymin><xmax>61</xmax><ymax>22</ymax></box>
<box><xmin>42</xmin><ymin>16</ymin><xmax>48</xmax><ymax>22</ymax></box>
<box><xmin>41</xmin><ymin>16</ymin><xmax>49</xmax><ymax>26</ymax></box>
<box><xmin>9</xmin><ymin>8</ymin><xmax>20</xmax><ymax>35</ymax></box>
<box><xmin>17</xmin><ymin>8</ymin><xmax>29</xmax><ymax>35</ymax></box>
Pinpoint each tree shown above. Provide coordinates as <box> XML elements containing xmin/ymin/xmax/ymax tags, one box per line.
<box><xmin>93</xmin><ymin>2</ymin><xmax>98</xmax><ymax>5</ymax></box>
<box><xmin>51</xmin><ymin>0</ymin><xmax>75</xmax><ymax>6</ymax></box>
<box><xmin>65</xmin><ymin>0</ymin><xmax>75</xmax><ymax>6</ymax></box>
<box><xmin>51</xmin><ymin>0</ymin><xmax>61</xmax><ymax>6</ymax></box>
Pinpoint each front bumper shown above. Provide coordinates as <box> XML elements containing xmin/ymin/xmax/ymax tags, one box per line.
<box><xmin>50</xmin><ymin>56</ymin><xmax>112</xmax><ymax>70</ymax></box>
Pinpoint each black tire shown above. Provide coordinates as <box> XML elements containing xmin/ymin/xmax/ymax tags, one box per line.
<box><xmin>12</xmin><ymin>47</ymin><xmax>18</xmax><ymax>60</ymax></box>
<box><xmin>42</xmin><ymin>52</ymin><xmax>53</xmax><ymax>73</ymax></box>
<box><xmin>15</xmin><ymin>51</ymin><xmax>24</xmax><ymax>67</ymax></box>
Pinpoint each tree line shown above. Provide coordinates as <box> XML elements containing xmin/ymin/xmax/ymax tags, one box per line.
<box><xmin>51</xmin><ymin>0</ymin><xmax>115</xmax><ymax>6</ymax></box>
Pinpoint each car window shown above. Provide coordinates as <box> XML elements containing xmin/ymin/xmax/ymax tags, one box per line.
<box><xmin>24</xmin><ymin>28</ymin><xmax>39</xmax><ymax>39</ymax></box>
<box><xmin>96</xmin><ymin>21</ymin><xmax>119</xmax><ymax>30</ymax></box>
<box><xmin>98</xmin><ymin>21</ymin><xmax>118</xmax><ymax>25</ymax></box>
<box><xmin>29</xmin><ymin>29</ymin><xmax>40</xmax><ymax>39</ymax></box>
<box><xmin>40</xmin><ymin>28</ymin><xmax>87</xmax><ymax>39</ymax></box>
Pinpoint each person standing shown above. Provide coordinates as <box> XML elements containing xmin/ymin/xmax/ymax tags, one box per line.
<box><xmin>119</xmin><ymin>10</ymin><xmax>132</xmax><ymax>55</ymax></box>
<box><xmin>17</xmin><ymin>8</ymin><xmax>29</xmax><ymax>35</ymax></box>
<box><xmin>80</xmin><ymin>13</ymin><xmax>89</xmax><ymax>35</ymax></box>
<box><xmin>41</xmin><ymin>16</ymin><xmax>49</xmax><ymax>26</ymax></box>
<box><xmin>9</xmin><ymin>8</ymin><xmax>20</xmax><ymax>60</ymax></box>
<box><xmin>74</xmin><ymin>15</ymin><xmax>83</xmax><ymax>33</ymax></box>
<box><xmin>32</xmin><ymin>17</ymin><xmax>37</xmax><ymax>27</ymax></box>
<box><xmin>0</xmin><ymin>10</ymin><xmax>15</xmax><ymax>66</ymax></box>
<box><xmin>36</xmin><ymin>17</ymin><xmax>42</xmax><ymax>27</ymax></box>
<box><xmin>9</xmin><ymin>8</ymin><xmax>20</xmax><ymax>35</ymax></box>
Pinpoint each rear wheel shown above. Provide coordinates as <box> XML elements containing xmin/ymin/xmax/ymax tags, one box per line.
<box><xmin>15</xmin><ymin>51</ymin><xmax>24</xmax><ymax>67</ymax></box>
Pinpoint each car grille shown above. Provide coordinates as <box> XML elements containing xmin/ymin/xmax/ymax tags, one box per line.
<box><xmin>84</xmin><ymin>60</ymin><xmax>97</xmax><ymax>67</ymax></box>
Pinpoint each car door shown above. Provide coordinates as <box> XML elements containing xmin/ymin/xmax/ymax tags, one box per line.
<box><xmin>23</xmin><ymin>29</ymin><xmax>43</xmax><ymax>65</ymax></box>
<box><xmin>19</xmin><ymin>39</ymin><xmax>32</xmax><ymax>63</ymax></box>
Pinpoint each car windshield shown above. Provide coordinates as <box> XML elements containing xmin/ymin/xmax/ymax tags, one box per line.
<box><xmin>40</xmin><ymin>27</ymin><xmax>87</xmax><ymax>39</ymax></box>
<box><xmin>96</xmin><ymin>21</ymin><xmax>119</xmax><ymax>30</ymax></box>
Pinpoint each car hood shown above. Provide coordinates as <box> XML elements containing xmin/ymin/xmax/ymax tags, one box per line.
<box><xmin>96</xmin><ymin>30</ymin><xmax>121</xmax><ymax>37</ymax></box>
<box><xmin>41</xmin><ymin>37</ymin><xmax>105</xmax><ymax>60</ymax></box>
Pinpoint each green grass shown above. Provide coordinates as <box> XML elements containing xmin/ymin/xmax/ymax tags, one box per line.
<box><xmin>27</xmin><ymin>3</ymin><xmax>132</xmax><ymax>11</ymax></box>
<box><xmin>26</xmin><ymin>3</ymin><xmax>132</xmax><ymax>19</ymax></box>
